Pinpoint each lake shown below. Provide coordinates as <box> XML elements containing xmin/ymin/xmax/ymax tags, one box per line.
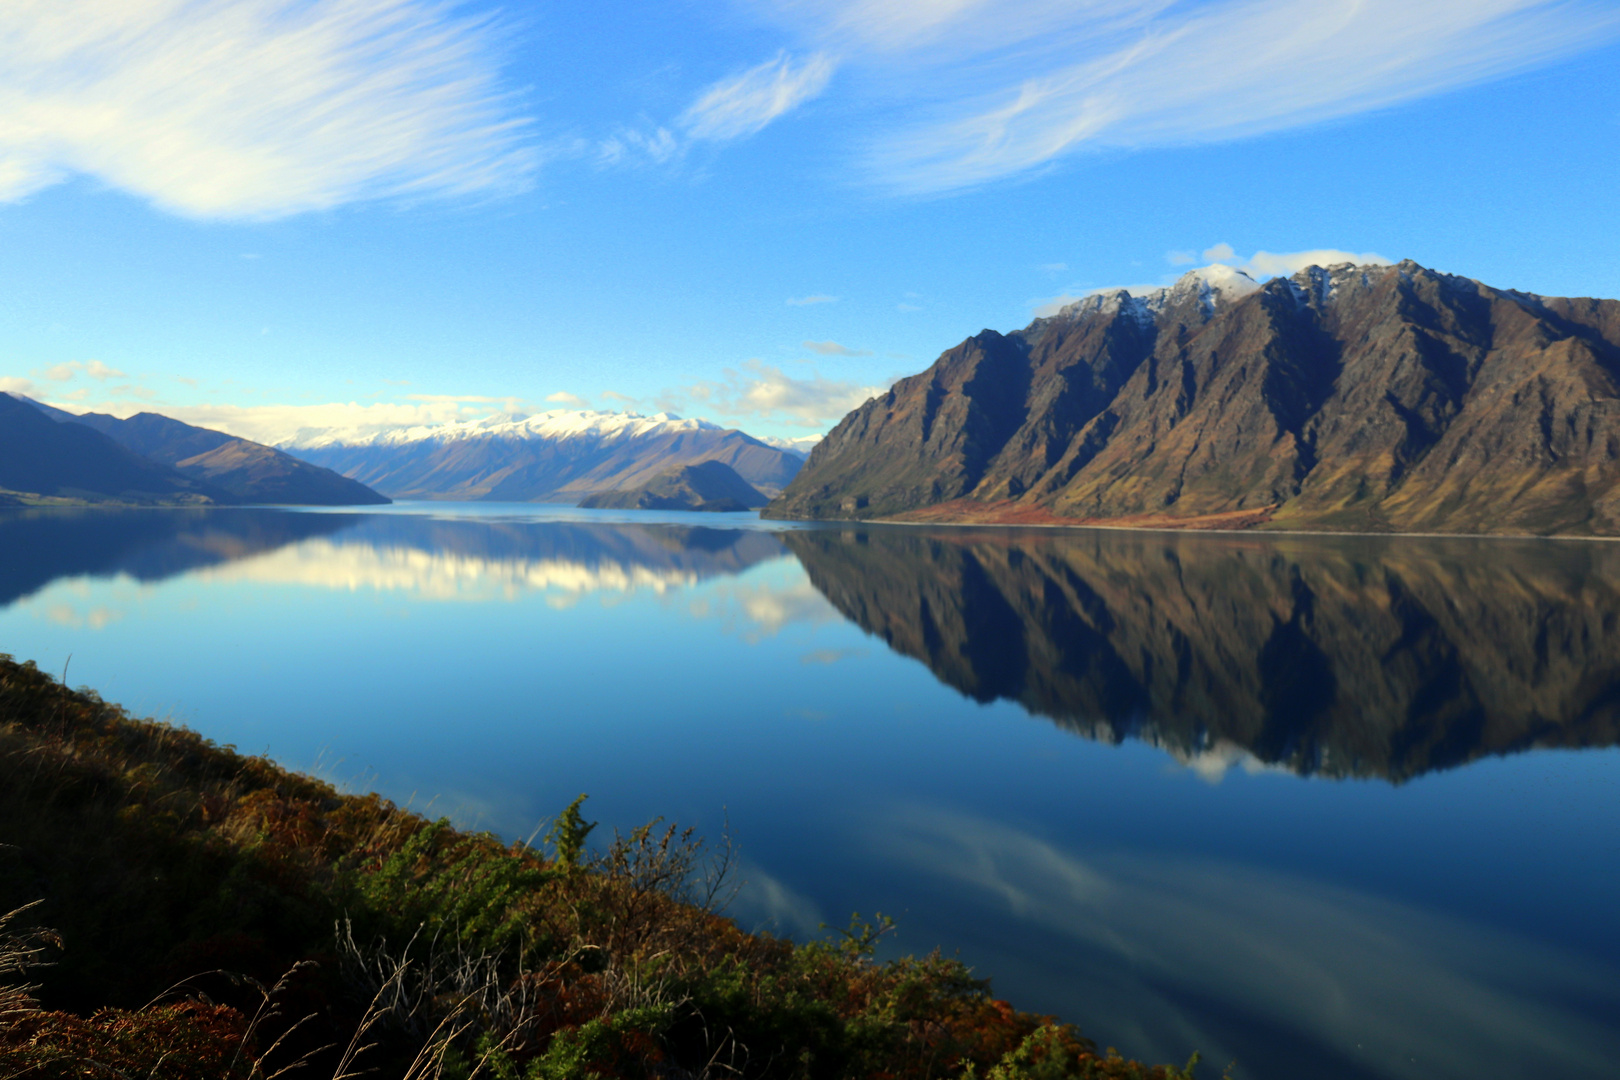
<box><xmin>1</xmin><ymin>503</ymin><xmax>1617</xmax><ymax>1080</ymax></box>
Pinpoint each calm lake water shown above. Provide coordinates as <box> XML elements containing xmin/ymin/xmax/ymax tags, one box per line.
<box><xmin>2</xmin><ymin>503</ymin><xmax>1617</xmax><ymax>1080</ymax></box>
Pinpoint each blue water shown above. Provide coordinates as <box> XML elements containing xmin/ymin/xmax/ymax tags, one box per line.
<box><xmin>1</xmin><ymin>503</ymin><xmax>1616</xmax><ymax>1080</ymax></box>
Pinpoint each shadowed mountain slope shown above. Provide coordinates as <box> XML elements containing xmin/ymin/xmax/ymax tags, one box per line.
<box><xmin>785</xmin><ymin>526</ymin><xmax>1620</xmax><ymax>783</ymax></box>
<box><xmin>768</xmin><ymin>262</ymin><xmax>1620</xmax><ymax>535</ymax></box>
<box><xmin>41</xmin><ymin>407</ymin><xmax>388</xmax><ymax>506</ymax></box>
<box><xmin>578</xmin><ymin>460</ymin><xmax>768</xmax><ymax>511</ymax></box>
<box><xmin>0</xmin><ymin>394</ymin><xmax>231</xmax><ymax>505</ymax></box>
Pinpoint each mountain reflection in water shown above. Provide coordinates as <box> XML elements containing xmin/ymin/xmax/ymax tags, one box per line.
<box><xmin>785</xmin><ymin>527</ymin><xmax>1620</xmax><ymax>782</ymax></box>
<box><xmin>0</xmin><ymin>508</ymin><xmax>789</xmax><ymax>606</ymax></box>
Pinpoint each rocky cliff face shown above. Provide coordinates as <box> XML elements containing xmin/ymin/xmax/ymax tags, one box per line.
<box><xmin>768</xmin><ymin>262</ymin><xmax>1620</xmax><ymax>534</ymax></box>
<box><xmin>784</xmin><ymin>526</ymin><xmax>1620</xmax><ymax>782</ymax></box>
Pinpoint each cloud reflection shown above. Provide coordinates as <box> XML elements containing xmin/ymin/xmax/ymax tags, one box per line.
<box><xmin>202</xmin><ymin>538</ymin><xmax>705</xmax><ymax>602</ymax></box>
<box><xmin>873</xmin><ymin>804</ymin><xmax>1620</xmax><ymax>1078</ymax></box>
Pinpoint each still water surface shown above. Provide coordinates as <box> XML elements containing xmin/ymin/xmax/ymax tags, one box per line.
<box><xmin>1</xmin><ymin>504</ymin><xmax>1617</xmax><ymax>1080</ymax></box>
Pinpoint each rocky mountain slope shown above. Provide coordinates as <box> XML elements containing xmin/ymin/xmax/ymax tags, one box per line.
<box><xmin>284</xmin><ymin>410</ymin><xmax>803</xmax><ymax>502</ymax></box>
<box><xmin>767</xmin><ymin>261</ymin><xmax>1620</xmax><ymax>535</ymax></box>
<box><xmin>47</xmin><ymin>407</ymin><xmax>388</xmax><ymax>505</ymax></box>
<box><xmin>785</xmin><ymin>526</ymin><xmax>1620</xmax><ymax>783</ymax></box>
<box><xmin>578</xmin><ymin>460</ymin><xmax>768</xmax><ymax>511</ymax></box>
<box><xmin>0</xmin><ymin>394</ymin><xmax>231</xmax><ymax>505</ymax></box>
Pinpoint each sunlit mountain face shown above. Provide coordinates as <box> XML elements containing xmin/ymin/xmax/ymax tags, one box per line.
<box><xmin>784</xmin><ymin>526</ymin><xmax>1620</xmax><ymax>783</ymax></box>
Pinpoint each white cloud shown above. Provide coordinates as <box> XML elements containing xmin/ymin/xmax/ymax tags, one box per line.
<box><xmin>0</xmin><ymin>376</ymin><xmax>37</xmax><ymax>396</ymax></box>
<box><xmin>1198</xmin><ymin>242</ymin><xmax>1393</xmax><ymax>277</ymax></box>
<box><xmin>669</xmin><ymin>359</ymin><xmax>887</xmax><ymax>427</ymax></box>
<box><xmin>597</xmin><ymin>124</ymin><xmax>680</xmax><ymax>167</ymax></box>
<box><xmin>766</xmin><ymin>0</ymin><xmax>1618</xmax><ymax>193</ymax></box>
<box><xmin>1166</xmin><ymin>249</ymin><xmax>1196</xmax><ymax>266</ymax></box>
<box><xmin>33</xmin><ymin>359</ymin><xmax>127</xmax><ymax>382</ymax></box>
<box><xmin>1242</xmin><ymin>247</ymin><xmax>1393</xmax><ymax>277</ymax></box>
<box><xmin>0</xmin><ymin>0</ymin><xmax>535</xmax><ymax>219</ymax></box>
<box><xmin>681</xmin><ymin>52</ymin><xmax>837</xmax><ymax>142</ymax></box>
<box><xmin>545</xmin><ymin>391</ymin><xmax>588</xmax><ymax>407</ymax></box>
<box><xmin>802</xmin><ymin>339</ymin><xmax>871</xmax><ymax>356</ymax></box>
<box><xmin>787</xmin><ymin>293</ymin><xmax>838</xmax><ymax>306</ymax></box>
<box><xmin>38</xmin><ymin>396</ymin><xmax>517</xmax><ymax>447</ymax></box>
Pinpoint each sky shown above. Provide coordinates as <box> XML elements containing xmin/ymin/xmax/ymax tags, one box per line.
<box><xmin>0</xmin><ymin>0</ymin><xmax>1618</xmax><ymax>445</ymax></box>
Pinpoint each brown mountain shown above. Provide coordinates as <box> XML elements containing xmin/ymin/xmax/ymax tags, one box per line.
<box><xmin>767</xmin><ymin>261</ymin><xmax>1620</xmax><ymax>535</ymax></box>
<box><xmin>785</xmin><ymin>526</ymin><xmax>1620</xmax><ymax>783</ymax></box>
<box><xmin>0</xmin><ymin>393</ymin><xmax>231</xmax><ymax>505</ymax></box>
<box><xmin>41</xmin><ymin>407</ymin><xmax>388</xmax><ymax>506</ymax></box>
<box><xmin>578</xmin><ymin>460</ymin><xmax>768</xmax><ymax>512</ymax></box>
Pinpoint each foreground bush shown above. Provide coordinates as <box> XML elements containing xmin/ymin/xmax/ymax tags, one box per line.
<box><xmin>0</xmin><ymin>654</ymin><xmax>1202</xmax><ymax>1078</ymax></box>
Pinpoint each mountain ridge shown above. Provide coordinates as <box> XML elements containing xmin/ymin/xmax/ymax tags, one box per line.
<box><xmin>286</xmin><ymin>409</ymin><xmax>804</xmax><ymax>502</ymax></box>
<box><xmin>766</xmin><ymin>260</ymin><xmax>1620</xmax><ymax>535</ymax></box>
<box><xmin>3</xmin><ymin>394</ymin><xmax>388</xmax><ymax>506</ymax></box>
<box><xmin>0</xmin><ymin>394</ymin><xmax>234</xmax><ymax>505</ymax></box>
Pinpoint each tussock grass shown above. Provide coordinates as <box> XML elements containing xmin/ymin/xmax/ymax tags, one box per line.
<box><xmin>0</xmin><ymin>654</ymin><xmax>1200</xmax><ymax>1078</ymax></box>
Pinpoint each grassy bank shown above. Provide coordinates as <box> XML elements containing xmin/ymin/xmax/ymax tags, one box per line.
<box><xmin>0</xmin><ymin>654</ymin><xmax>1202</xmax><ymax>1079</ymax></box>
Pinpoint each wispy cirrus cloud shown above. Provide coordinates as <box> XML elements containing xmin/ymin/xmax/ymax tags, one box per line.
<box><xmin>751</xmin><ymin>0</ymin><xmax>1619</xmax><ymax>193</ymax></box>
<box><xmin>786</xmin><ymin>293</ymin><xmax>838</xmax><ymax>306</ymax></box>
<box><xmin>0</xmin><ymin>0</ymin><xmax>536</xmax><ymax>219</ymax></box>
<box><xmin>680</xmin><ymin>52</ymin><xmax>837</xmax><ymax>141</ymax></box>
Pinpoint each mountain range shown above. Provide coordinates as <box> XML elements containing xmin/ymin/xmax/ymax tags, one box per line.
<box><xmin>767</xmin><ymin>261</ymin><xmax>1620</xmax><ymax>535</ymax></box>
<box><xmin>1</xmin><ymin>393</ymin><xmax>387</xmax><ymax>506</ymax></box>
<box><xmin>282</xmin><ymin>410</ymin><xmax>805</xmax><ymax>502</ymax></box>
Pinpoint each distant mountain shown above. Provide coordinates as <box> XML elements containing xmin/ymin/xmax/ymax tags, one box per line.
<box><xmin>578</xmin><ymin>460</ymin><xmax>768</xmax><ymax>511</ymax></box>
<box><xmin>283</xmin><ymin>410</ymin><xmax>803</xmax><ymax>502</ymax></box>
<box><xmin>755</xmin><ymin>434</ymin><xmax>821</xmax><ymax>458</ymax></box>
<box><xmin>0</xmin><ymin>393</ymin><xmax>232</xmax><ymax>505</ymax></box>
<box><xmin>767</xmin><ymin>261</ymin><xmax>1620</xmax><ymax>535</ymax></box>
<box><xmin>48</xmin><ymin>408</ymin><xmax>388</xmax><ymax>506</ymax></box>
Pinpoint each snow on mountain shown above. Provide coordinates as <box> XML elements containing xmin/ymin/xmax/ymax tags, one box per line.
<box><xmin>1052</xmin><ymin>264</ymin><xmax>1265</xmax><ymax>323</ymax></box>
<box><xmin>756</xmin><ymin>433</ymin><xmax>822</xmax><ymax>458</ymax></box>
<box><xmin>280</xmin><ymin>409</ymin><xmax>724</xmax><ymax>451</ymax></box>
<box><xmin>280</xmin><ymin>408</ymin><xmax>805</xmax><ymax>503</ymax></box>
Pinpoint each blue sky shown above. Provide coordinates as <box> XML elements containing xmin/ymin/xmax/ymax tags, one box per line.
<box><xmin>1</xmin><ymin>0</ymin><xmax>1618</xmax><ymax>444</ymax></box>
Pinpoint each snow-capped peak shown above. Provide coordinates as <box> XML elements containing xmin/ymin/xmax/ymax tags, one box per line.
<box><xmin>1049</xmin><ymin>264</ymin><xmax>1262</xmax><ymax>324</ymax></box>
<box><xmin>281</xmin><ymin>409</ymin><xmax>727</xmax><ymax>451</ymax></box>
